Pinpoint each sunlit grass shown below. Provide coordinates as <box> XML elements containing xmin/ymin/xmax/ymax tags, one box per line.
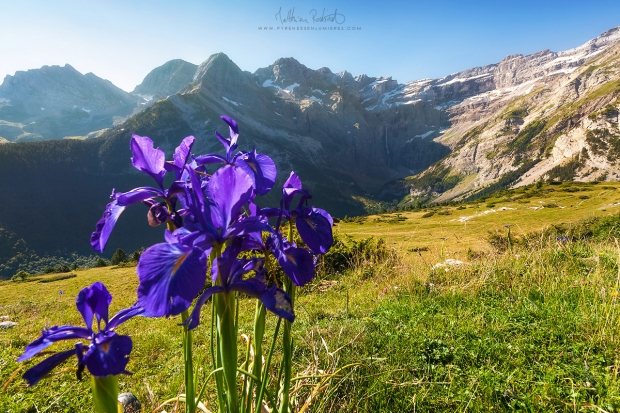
<box><xmin>2</xmin><ymin>182</ymin><xmax>620</xmax><ymax>412</ymax></box>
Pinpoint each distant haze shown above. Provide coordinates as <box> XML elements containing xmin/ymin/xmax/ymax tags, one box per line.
<box><xmin>1</xmin><ymin>0</ymin><xmax>620</xmax><ymax>91</ymax></box>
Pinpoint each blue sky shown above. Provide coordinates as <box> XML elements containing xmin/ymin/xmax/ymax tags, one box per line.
<box><xmin>1</xmin><ymin>0</ymin><xmax>619</xmax><ymax>92</ymax></box>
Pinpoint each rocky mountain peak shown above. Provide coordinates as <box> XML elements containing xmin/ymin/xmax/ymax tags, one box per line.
<box><xmin>254</xmin><ymin>57</ymin><xmax>311</xmax><ymax>89</ymax></box>
<box><xmin>132</xmin><ymin>59</ymin><xmax>197</xmax><ymax>98</ymax></box>
<box><xmin>1</xmin><ymin>64</ymin><xmax>78</xmax><ymax>92</ymax></box>
<box><xmin>192</xmin><ymin>53</ymin><xmax>242</xmax><ymax>84</ymax></box>
<box><xmin>0</xmin><ymin>64</ymin><xmax>137</xmax><ymax>141</ymax></box>
<box><xmin>581</xmin><ymin>26</ymin><xmax>620</xmax><ymax>50</ymax></box>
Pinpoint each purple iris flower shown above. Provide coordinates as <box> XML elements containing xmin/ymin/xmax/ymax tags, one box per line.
<box><xmin>90</xmin><ymin>115</ymin><xmax>331</xmax><ymax>330</ymax></box>
<box><xmin>186</xmin><ymin>238</ymin><xmax>294</xmax><ymax>330</ymax></box>
<box><xmin>194</xmin><ymin>116</ymin><xmax>239</xmax><ymax>166</ymax></box>
<box><xmin>18</xmin><ymin>282</ymin><xmax>143</xmax><ymax>386</ymax></box>
<box><xmin>268</xmin><ymin>232</ymin><xmax>315</xmax><ymax>287</ymax></box>
<box><xmin>182</xmin><ymin>164</ymin><xmax>272</xmax><ymax>247</ymax></box>
<box><xmin>90</xmin><ymin>135</ymin><xmax>195</xmax><ymax>252</ymax></box>
<box><xmin>241</xmin><ymin>229</ymin><xmax>314</xmax><ymax>288</ymax></box>
<box><xmin>135</xmin><ymin>165</ymin><xmax>272</xmax><ymax>318</ymax></box>
<box><xmin>242</xmin><ymin>173</ymin><xmax>333</xmax><ymax>286</ymax></box>
<box><xmin>273</xmin><ymin>172</ymin><xmax>334</xmax><ymax>255</ymax></box>
<box><xmin>136</xmin><ymin>228</ymin><xmax>207</xmax><ymax>318</ymax></box>
<box><xmin>195</xmin><ymin>116</ymin><xmax>277</xmax><ymax>196</ymax></box>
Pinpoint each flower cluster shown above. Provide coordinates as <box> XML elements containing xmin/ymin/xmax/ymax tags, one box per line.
<box><xmin>18</xmin><ymin>282</ymin><xmax>142</xmax><ymax>386</ymax></box>
<box><xmin>91</xmin><ymin>116</ymin><xmax>333</xmax><ymax>327</ymax></box>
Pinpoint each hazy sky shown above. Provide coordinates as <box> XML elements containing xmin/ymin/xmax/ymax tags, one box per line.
<box><xmin>1</xmin><ymin>0</ymin><xmax>619</xmax><ymax>92</ymax></box>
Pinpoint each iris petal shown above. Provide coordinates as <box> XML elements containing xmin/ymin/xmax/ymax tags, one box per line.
<box><xmin>275</xmin><ymin>246</ymin><xmax>315</xmax><ymax>287</ymax></box>
<box><xmin>107</xmin><ymin>306</ymin><xmax>145</xmax><ymax>330</ymax></box>
<box><xmin>186</xmin><ymin>286</ymin><xmax>225</xmax><ymax>330</ymax></box>
<box><xmin>283</xmin><ymin>171</ymin><xmax>302</xmax><ymax>191</ymax></box>
<box><xmin>76</xmin><ymin>282</ymin><xmax>112</xmax><ymax>330</ymax></box>
<box><xmin>116</xmin><ymin>187</ymin><xmax>163</xmax><ymax>206</ymax></box>
<box><xmin>18</xmin><ymin>326</ymin><xmax>91</xmax><ymax>362</ymax></box>
<box><xmin>22</xmin><ymin>349</ymin><xmax>76</xmax><ymax>386</ymax></box>
<box><xmin>208</xmin><ymin>165</ymin><xmax>254</xmax><ymax>230</ymax></box>
<box><xmin>282</xmin><ymin>172</ymin><xmax>311</xmax><ymax>211</ymax></box>
<box><xmin>236</xmin><ymin>151</ymin><xmax>276</xmax><ymax>196</ymax></box>
<box><xmin>173</xmin><ymin>136</ymin><xmax>195</xmax><ymax>172</ymax></box>
<box><xmin>195</xmin><ymin>153</ymin><xmax>226</xmax><ymax>166</ymax></box>
<box><xmin>232</xmin><ymin>279</ymin><xmax>294</xmax><ymax>322</ymax></box>
<box><xmin>221</xmin><ymin>116</ymin><xmax>239</xmax><ymax>139</ymax></box>
<box><xmin>130</xmin><ymin>135</ymin><xmax>166</xmax><ymax>188</ymax></box>
<box><xmin>214</xmin><ymin>131</ymin><xmax>231</xmax><ymax>154</ymax></box>
<box><xmin>137</xmin><ymin>242</ymin><xmax>206</xmax><ymax>317</ymax></box>
<box><xmin>84</xmin><ymin>333</ymin><xmax>132</xmax><ymax>377</ymax></box>
<box><xmin>90</xmin><ymin>200</ymin><xmax>126</xmax><ymax>253</ymax></box>
<box><xmin>295</xmin><ymin>208</ymin><xmax>334</xmax><ymax>255</ymax></box>
<box><xmin>225</xmin><ymin>216</ymin><xmax>272</xmax><ymax>240</ymax></box>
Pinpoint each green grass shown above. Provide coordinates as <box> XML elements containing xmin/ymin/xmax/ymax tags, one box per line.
<box><xmin>340</xmin><ymin>181</ymin><xmax>620</xmax><ymax>264</ymax></box>
<box><xmin>2</xmin><ymin>183</ymin><xmax>620</xmax><ymax>412</ymax></box>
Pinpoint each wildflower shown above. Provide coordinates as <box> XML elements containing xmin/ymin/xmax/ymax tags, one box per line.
<box><xmin>279</xmin><ymin>172</ymin><xmax>334</xmax><ymax>255</ymax></box>
<box><xmin>90</xmin><ymin>135</ymin><xmax>195</xmax><ymax>252</ymax></box>
<box><xmin>186</xmin><ymin>238</ymin><xmax>294</xmax><ymax>329</ymax></box>
<box><xmin>194</xmin><ymin>116</ymin><xmax>277</xmax><ymax>195</ymax></box>
<box><xmin>18</xmin><ymin>282</ymin><xmax>142</xmax><ymax>386</ymax></box>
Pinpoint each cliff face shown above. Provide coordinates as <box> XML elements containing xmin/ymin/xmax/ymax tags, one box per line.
<box><xmin>402</xmin><ymin>27</ymin><xmax>620</xmax><ymax>203</ymax></box>
<box><xmin>0</xmin><ymin>64</ymin><xmax>138</xmax><ymax>141</ymax></box>
<box><xmin>132</xmin><ymin>59</ymin><xmax>197</xmax><ymax>99</ymax></box>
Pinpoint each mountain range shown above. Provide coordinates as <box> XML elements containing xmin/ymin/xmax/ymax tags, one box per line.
<box><xmin>1</xmin><ymin>26</ymin><xmax>619</xmax><ymax>277</ymax></box>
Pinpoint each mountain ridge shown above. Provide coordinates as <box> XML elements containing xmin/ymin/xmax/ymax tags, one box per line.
<box><xmin>1</xmin><ymin>26</ymin><xmax>620</xmax><ymax>278</ymax></box>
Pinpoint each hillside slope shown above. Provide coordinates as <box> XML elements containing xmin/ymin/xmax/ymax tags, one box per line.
<box><xmin>400</xmin><ymin>29</ymin><xmax>620</xmax><ymax>203</ymax></box>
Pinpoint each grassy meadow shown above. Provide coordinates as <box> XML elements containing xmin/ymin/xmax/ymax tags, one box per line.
<box><xmin>1</xmin><ymin>181</ymin><xmax>620</xmax><ymax>412</ymax></box>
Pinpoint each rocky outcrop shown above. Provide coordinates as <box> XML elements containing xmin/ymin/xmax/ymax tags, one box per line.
<box><xmin>405</xmin><ymin>32</ymin><xmax>620</xmax><ymax>203</ymax></box>
<box><xmin>132</xmin><ymin>59</ymin><xmax>197</xmax><ymax>100</ymax></box>
<box><xmin>0</xmin><ymin>64</ymin><xmax>136</xmax><ymax>120</ymax></box>
<box><xmin>0</xmin><ymin>64</ymin><xmax>138</xmax><ymax>140</ymax></box>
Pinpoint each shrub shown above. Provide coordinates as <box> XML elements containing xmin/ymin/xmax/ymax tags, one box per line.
<box><xmin>110</xmin><ymin>248</ymin><xmax>127</xmax><ymax>265</ymax></box>
<box><xmin>56</xmin><ymin>264</ymin><xmax>71</xmax><ymax>273</ymax></box>
<box><xmin>39</xmin><ymin>273</ymin><xmax>77</xmax><ymax>283</ymax></box>
<box><xmin>11</xmin><ymin>270</ymin><xmax>29</xmax><ymax>282</ymax></box>
<box><xmin>94</xmin><ymin>258</ymin><xmax>109</xmax><ymax>268</ymax></box>
<box><xmin>316</xmin><ymin>234</ymin><xmax>399</xmax><ymax>278</ymax></box>
<box><xmin>342</xmin><ymin>215</ymin><xmax>368</xmax><ymax>224</ymax></box>
<box><xmin>486</xmin><ymin>230</ymin><xmax>512</xmax><ymax>252</ymax></box>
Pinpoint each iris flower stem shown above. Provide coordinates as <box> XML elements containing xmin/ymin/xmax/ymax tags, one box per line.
<box><xmin>256</xmin><ymin>317</ymin><xmax>281</xmax><ymax>413</ymax></box>
<box><xmin>181</xmin><ymin>310</ymin><xmax>196</xmax><ymax>413</ymax></box>
<box><xmin>241</xmin><ymin>334</ymin><xmax>251</xmax><ymax>413</ymax></box>
<box><xmin>91</xmin><ymin>375</ymin><xmax>119</xmax><ymax>413</ymax></box>
<box><xmin>279</xmin><ymin>278</ymin><xmax>295</xmax><ymax>413</ymax></box>
<box><xmin>209</xmin><ymin>252</ymin><xmax>227</xmax><ymax>413</ymax></box>
<box><xmin>251</xmin><ymin>250</ymin><xmax>272</xmax><ymax>409</ymax></box>
<box><xmin>250</xmin><ymin>301</ymin><xmax>266</xmax><ymax>410</ymax></box>
<box><xmin>216</xmin><ymin>291</ymin><xmax>239</xmax><ymax>413</ymax></box>
<box><xmin>210</xmin><ymin>301</ymin><xmax>226</xmax><ymax>413</ymax></box>
<box><xmin>279</xmin><ymin>221</ymin><xmax>296</xmax><ymax>413</ymax></box>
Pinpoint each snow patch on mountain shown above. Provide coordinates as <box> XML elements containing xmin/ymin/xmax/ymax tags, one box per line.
<box><xmin>415</xmin><ymin>130</ymin><xmax>435</xmax><ymax>139</ymax></box>
<box><xmin>222</xmin><ymin>96</ymin><xmax>241</xmax><ymax>106</ymax></box>
<box><xmin>437</xmin><ymin>73</ymin><xmax>493</xmax><ymax>86</ymax></box>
